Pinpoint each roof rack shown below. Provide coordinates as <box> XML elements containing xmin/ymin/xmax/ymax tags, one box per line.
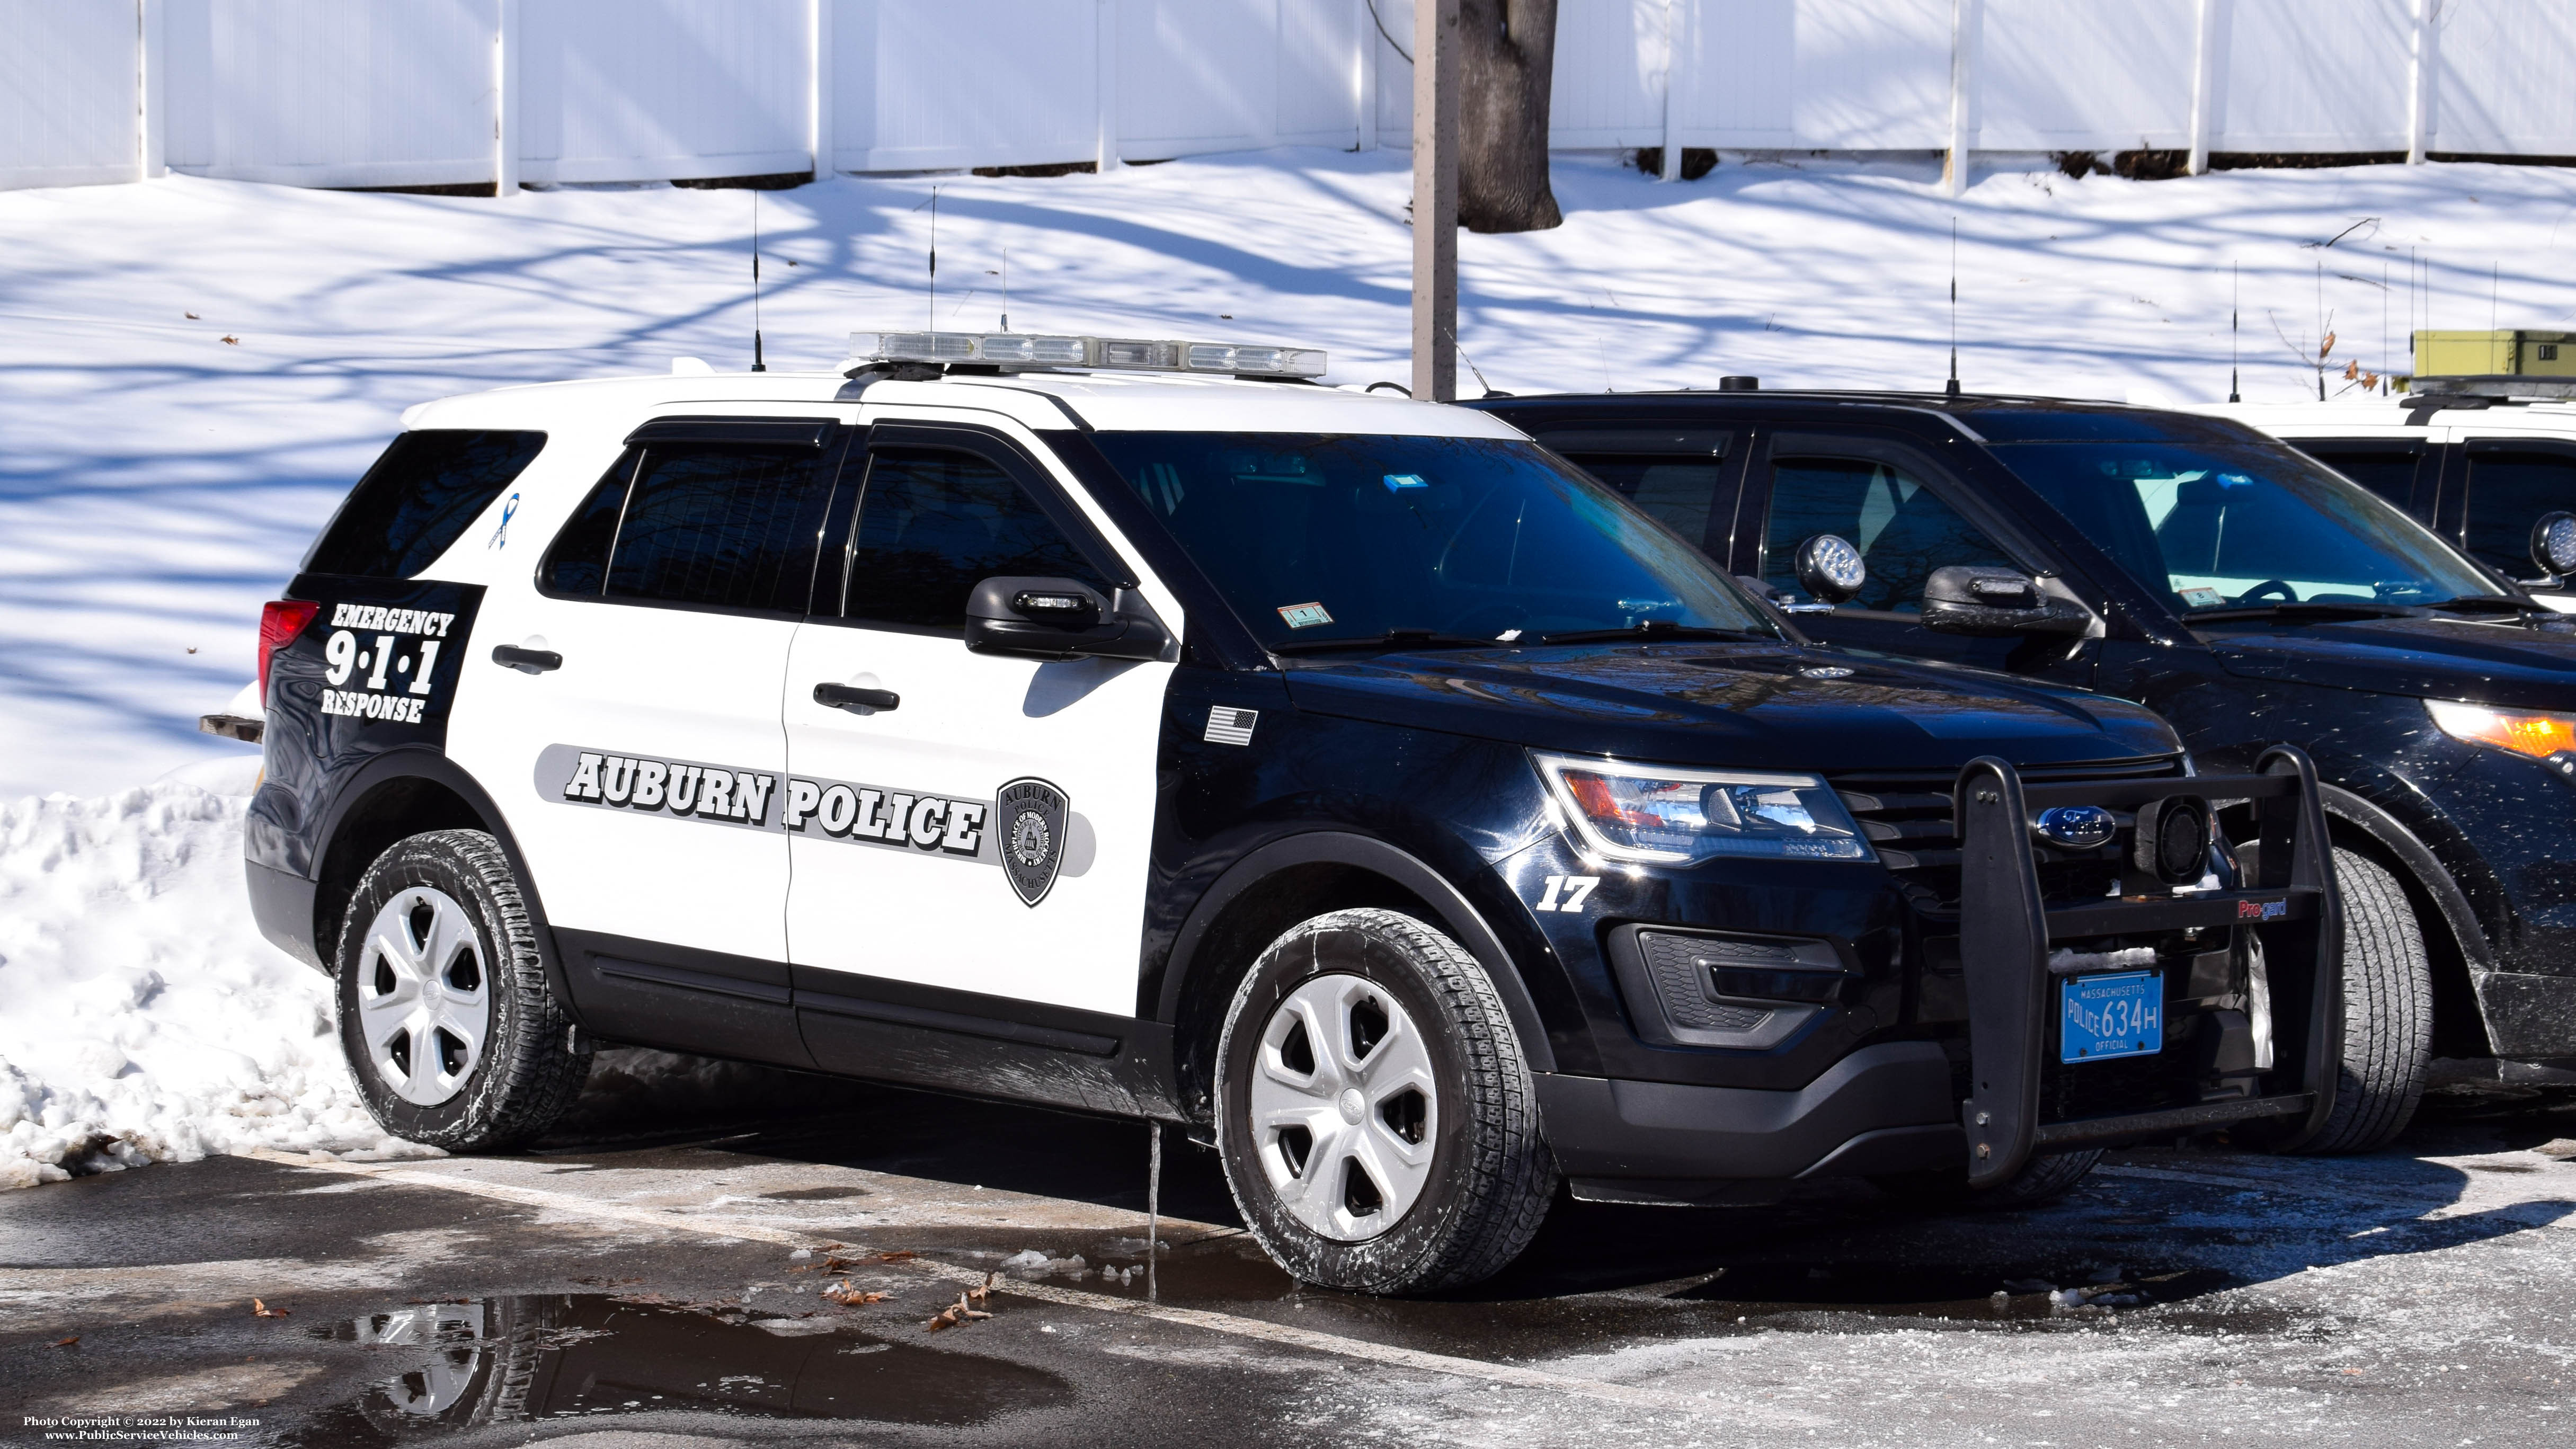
<box><xmin>843</xmin><ymin>330</ymin><xmax>1325</xmax><ymax>380</ymax></box>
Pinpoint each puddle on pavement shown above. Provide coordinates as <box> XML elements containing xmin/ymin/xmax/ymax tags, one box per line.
<box><xmin>280</xmin><ymin>1293</ymin><xmax>1070</xmax><ymax>1443</ymax></box>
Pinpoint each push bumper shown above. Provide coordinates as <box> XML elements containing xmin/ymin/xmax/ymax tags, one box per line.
<box><xmin>1951</xmin><ymin>745</ymin><xmax>2340</xmax><ymax>1184</ymax></box>
<box><xmin>1540</xmin><ymin>745</ymin><xmax>2341</xmax><ymax>1197</ymax></box>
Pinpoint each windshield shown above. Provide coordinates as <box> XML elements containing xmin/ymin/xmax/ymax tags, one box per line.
<box><xmin>1088</xmin><ymin>432</ymin><xmax>1776</xmax><ymax>649</ymax></box>
<box><xmin>1993</xmin><ymin>440</ymin><xmax>2496</xmax><ymax>614</ymax></box>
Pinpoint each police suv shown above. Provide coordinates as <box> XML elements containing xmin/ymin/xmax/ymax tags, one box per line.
<box><xmin>239</xmin><ymin>334</ymin><xmax>2340</xmax><ymax>1294</ymax></box>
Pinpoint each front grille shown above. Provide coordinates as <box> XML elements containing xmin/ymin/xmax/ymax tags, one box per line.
<box><xmin>1835</xmin><ymin>755</ymin><xmax>2186</xmax><ymax>912</ymax></box>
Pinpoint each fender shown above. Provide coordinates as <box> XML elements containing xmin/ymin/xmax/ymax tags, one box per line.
<box><xmin>2319</xmin><ymin>781</ymin><xmax>2498</xmax><ymax>974</ymax></box>
<box><xmin>312</xmin><ymin>745</ymin><xmax>588</xmax><ymax>1031</ymax></box>
<box><xmin>1157</xmin><ymin>830</ymin><xmax>1558</xmax><ymax>1074</ymax></box>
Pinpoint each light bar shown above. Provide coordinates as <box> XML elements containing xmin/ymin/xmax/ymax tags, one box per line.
<box><xmin>845</xmin><ymin>330</ymin><xmax>1325</xmax><ymax>378</ymax></box>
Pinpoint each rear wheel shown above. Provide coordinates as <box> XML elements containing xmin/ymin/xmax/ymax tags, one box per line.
<box><xmin>2293</xmin><ymin>848</ymin><xmax>2433</xmax><ymax>1154</ymax></box>
<box><xmin>1215</xmin><ymin>908</ymin><xmax>1556</xmax><ymax>1295</ymax></box>
<box><xmin>334</xmin><ymin>829</ymin><xmax>589</xmax><ymax>1152</ymax></box>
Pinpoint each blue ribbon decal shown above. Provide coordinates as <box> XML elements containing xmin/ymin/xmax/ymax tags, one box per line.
<box><xmin>487</xmin><ymin>492</ymin><xmax>520</xmax><ymax>549</ymax></box>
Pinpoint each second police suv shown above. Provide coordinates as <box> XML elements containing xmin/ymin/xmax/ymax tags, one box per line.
<box><xmin>237</xmin><ymin>332</ymin><xmax>2340</xmax><ymax>1294</ymax></box>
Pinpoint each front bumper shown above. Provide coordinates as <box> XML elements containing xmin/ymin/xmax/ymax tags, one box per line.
<box><xmin>2473</xmin><ymin>970</ymin><xmax>2576</xmax><ymax>1059</ymax></box>
<box><xmin>1535</xmin><ymin>1042</ymin><xmax>2313</xmax><ymax>1202</ymax></box>
<box><xmin>1538</xmin><ymin>746</ymin><xmax>2341</xmax><ymax>1194</ymax></box>
<box><xmin>1536</xmin><ymin>1043</ymin><xmax>1960</xmax><ymax>1203</ymax></box>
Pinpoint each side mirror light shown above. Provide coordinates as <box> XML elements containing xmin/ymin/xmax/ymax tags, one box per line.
<box><xmin>2530</xmin><ymin>511</ymin><xmax>2576</xmax><ymax>579</ymax></box>
<box><xmin>1920</xmin><ymin>565</ymin><xmax>2094</xmax><ymax>638</ymax></box>
<box><xmin>1792</xmin><ymin>534</ymin><xmax>1867</xmax><ymax>606</ymax></box>
<box><xmin>963</xmin><ymin>576</ymin><xmax>1173</xmax><ymax>661</ymax></box>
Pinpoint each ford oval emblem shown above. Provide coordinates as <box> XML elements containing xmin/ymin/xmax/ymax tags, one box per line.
<box><xmin>2035</xmin><ymin>805</ymin><xmax>2116</xmax><ymax>850</ymax></box>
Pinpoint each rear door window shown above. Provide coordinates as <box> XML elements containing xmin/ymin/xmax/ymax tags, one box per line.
<box><xmin>2291</xmin><ymin>439</ymin><xmax>2426</xmax><ymax>511</ymax></box>
<box><xmin>539</xmin><ymin>438</ymin><xmax>838</xmax><ymax>615</ymax></box>
<box><xmin>1537</xmin><ymin>430</ymin><xmax>1734</xmax><ymax>554</ymax></box>
<box><xmin>304</xmin><ymin>430</ymin><xmax>546</xmax><ymax>579</ymax></box>
<box><xmin>2460</xmin><ymin>444</ymin><xmax>2576</xmax><ymax>579</ymax></box>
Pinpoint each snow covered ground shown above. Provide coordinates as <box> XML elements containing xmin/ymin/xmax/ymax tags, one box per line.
<box><xmin>3</xmin><ymin>146</ymin><xmax>2572</xmax><ymax>1185</ymax></box>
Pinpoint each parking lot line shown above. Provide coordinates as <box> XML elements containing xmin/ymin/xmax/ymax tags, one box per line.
<box><xmin>238</xmin><ymin>1147</ymin><xmax>1814</xmax><ymax>1424</ymax></box>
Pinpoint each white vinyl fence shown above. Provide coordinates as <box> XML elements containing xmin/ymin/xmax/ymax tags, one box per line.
<box><xmin>6</xmin><ymin>1</ymin><xmax>2572</xmax><ymax>193</ymax></box>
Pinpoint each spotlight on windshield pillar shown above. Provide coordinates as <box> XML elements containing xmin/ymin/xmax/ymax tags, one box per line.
<box><xmin>2530</xmin><ymin>511</ymin><xmax>2576</xmax><ymax>579</ymax></box>
<box><xmin>1793</xmin><ymin>534</ymin><xmax>1867</xmax><ymax>605</ymax></box>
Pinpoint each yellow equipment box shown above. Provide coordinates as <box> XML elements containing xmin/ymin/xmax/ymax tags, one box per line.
<box><xmin>2413</xmin><ymin>330</ymin><xmax>2576</xmax><ymax>378</ymax></box>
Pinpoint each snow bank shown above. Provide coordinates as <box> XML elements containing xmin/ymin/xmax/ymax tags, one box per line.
<box><xmin>0</xmin><ymin>762</ymin><xmax>860</xmax><ymax>1188</ymax></box>
<box><xmin>0</xmin><ymin>765</ymin><xmax>427</xmax><ymax>1188</ymax></box>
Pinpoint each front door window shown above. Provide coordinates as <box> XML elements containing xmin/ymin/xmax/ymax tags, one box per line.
<box><xmin>1761</xmin><ymin>447</ymin><xmax>2018</xmax><ymax>614</ymax></box>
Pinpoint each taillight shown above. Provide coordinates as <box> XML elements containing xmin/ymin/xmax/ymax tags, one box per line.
<box><xmin>257</xmin><ymin>599</ymin><xmax>319</xmax><ymax>704</ymax></box>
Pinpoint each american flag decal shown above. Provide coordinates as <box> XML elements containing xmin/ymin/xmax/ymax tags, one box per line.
<box><xmin>1204</xmin><ymin>706</ymin><xmax>1258</xmax><ymax>746</ymax></box>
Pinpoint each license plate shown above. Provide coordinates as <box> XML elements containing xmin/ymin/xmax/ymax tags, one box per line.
<box><xmin>2060</xmin><ymin>970</ymin><xmax>2163</xmax><ymax>1063</ymax></box>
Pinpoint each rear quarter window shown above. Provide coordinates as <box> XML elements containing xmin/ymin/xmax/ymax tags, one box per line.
<box><xmin>303</xmin><ymin>430</ymin><xmax>548</xmax><ymax>579</ymax></box>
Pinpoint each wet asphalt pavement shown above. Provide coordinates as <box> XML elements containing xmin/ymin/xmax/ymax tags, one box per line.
<box><xmin>4</xmin><ymin>1072</ymin><xmax>2574</xmax><ymax>1448</ymax></box>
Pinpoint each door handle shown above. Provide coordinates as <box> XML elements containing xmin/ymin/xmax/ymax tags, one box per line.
<box><xmin>492</xmin><ymin>645</ymin><xmax>563</xmax><ymax>673</ymax></box>
<box><xmin>814</xmin><ymin>682</ymin><xmax>900</xmax><ymax>712</ymax></box>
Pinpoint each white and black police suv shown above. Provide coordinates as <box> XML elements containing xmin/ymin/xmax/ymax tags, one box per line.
<box><xmin>239</xmin><ymin>332</ymin><xmax>2343</xmax><ymax>1294</ymax></box>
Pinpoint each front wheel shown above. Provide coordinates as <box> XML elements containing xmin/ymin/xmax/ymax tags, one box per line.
<box><xmin>2291</xmin><ymin>848</ymin><xmax>2433</xmax><ymax>1154</ymax></box>
<box><xmin>334</xmin><ymin>829</ymin><xmax>590</xmax><ymax>1152</ymax></box>
<box><xmin>1215</xmin><ymin>908</ymin><xmax>1556</xmax><ymax>1295</ymax></box>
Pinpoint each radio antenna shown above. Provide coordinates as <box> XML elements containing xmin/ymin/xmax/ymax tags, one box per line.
<box><xmin>906</xmin><ymin>186</ymin><xmax>945</xmax><ymax>330</ymax></box>
<box><xmin>1945</xmin><ymin>217</ymin><xmax>1961</xmax><ymax>399</ymax></box>
<box><xmin>2229</xmin><ymin>262</ymin><xmax>2240</xmax><ymax>402</ymax></box>
<box><xmin>1000</xmin><ymin>246</ymin><xmax>1010</xmax><ymax>332</ymax></box>
<box><xmin>749</xmin><ymin>192</ymin><xmax>766</xmax><ymax>372</ymax></box>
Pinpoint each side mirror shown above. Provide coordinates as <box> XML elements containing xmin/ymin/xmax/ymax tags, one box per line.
<box><xmin>1792</xmin><ymin>534</ymin><xmax>1867</xmax><ymax>606</ymax></box>
<box><xmin>2531</xmin><ymin>511</ymin><xmax>2576</xmax><ymax>579</ymax></box>
<box><xmin>1920</xmin><ymin>565</ymin><xmax>2093</xmax><ymax>637</ymax></box>
<box><xmin>964</xmin><ymin>576</ymin><xmax>1172</xmax><ymax>661</ymax></box>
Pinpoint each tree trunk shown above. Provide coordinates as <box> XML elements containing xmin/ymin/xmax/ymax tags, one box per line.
<box><xmin>1456</xmin><ymin>0</ymin><xmax>1562</xmax><ymax>233</ymax></box>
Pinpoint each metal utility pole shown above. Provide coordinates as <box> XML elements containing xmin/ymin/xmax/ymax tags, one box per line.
<box><xmin>1412</xmin><ymin>0</ymin><xmax>1459</xmax><ymax>402</ymax></box>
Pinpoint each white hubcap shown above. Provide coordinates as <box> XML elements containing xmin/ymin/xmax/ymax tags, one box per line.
<box><xmin>356</xmin><ymin>886</ymin><xmax>492</xmax><ymax>1107</ymax></box>
<box><xmin>1248</xmin><ymin>974</ymin><xmax>1438</xmax><ymax>1242</ymax></box>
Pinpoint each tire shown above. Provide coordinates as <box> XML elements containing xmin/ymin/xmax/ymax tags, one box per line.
<box><xmin>2293</xmin><ymin>847</ymin><xmax>2433</xmax><ymax>1154</ymax></box>
<box><xmin>1214</xmin><ymin>908</ymin><xmax>1557</xmax><ymax>1295</ymax></box>
<box><xmin>1872</xmin><ymin>1148</ymin><xmax>2104</xmax><ymax>1210</ymax></box>
<box><xmin>334</xmin><ymin>829</ymin><xmax>590</xmax><ymax>1152</ymax></box>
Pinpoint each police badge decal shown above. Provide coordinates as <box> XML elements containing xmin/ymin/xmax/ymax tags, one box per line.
<box><xmin>996</xmin><ymin>777</ymin><xmax>1070</xmax><ymax>906</ymax></box>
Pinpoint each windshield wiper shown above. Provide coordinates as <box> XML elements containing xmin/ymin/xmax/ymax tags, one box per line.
<box><xmin>2422</xmin><ymin>594</ymin><xmax>2544</xmax><ymax>616</ymax></box>
<box><xmin>2184</xmin><ymin>601</ymin><xmax>2424</xmax><ymax>624</ymax></box>
<box><xmin>1536</xmin><ymin>622</ymin><xmax>1772</xmax><ymax>645</ymax></box>
<box><xmin>1267</xmin><ymin>628</ymin><xmax>1505</xmax><ymax>655</ymax></box>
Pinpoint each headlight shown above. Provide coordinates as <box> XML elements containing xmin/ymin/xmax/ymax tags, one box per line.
<box><xmin>1532</xmin><ymin>753</ymin><xmax>1873</xmax><ymax>865</ymax></box>
<box><xmin>2427</xmin><ymin>700</ymin><xmax>2576</xmax><ymax>777</ymax></box>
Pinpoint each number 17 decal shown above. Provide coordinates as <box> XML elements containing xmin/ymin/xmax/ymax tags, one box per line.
<box><xmin>1533</xmin><ymin>875</ymin><xmax>1600</xmax><ymax>912</ymax></box>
